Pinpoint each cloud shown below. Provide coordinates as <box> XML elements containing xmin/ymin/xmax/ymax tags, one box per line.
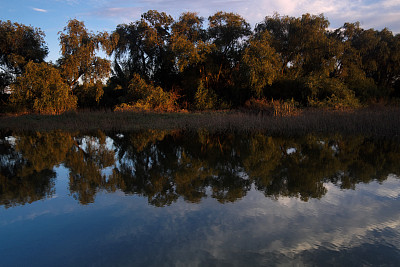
<box><xmin>56</xmin><ymin>0</ymin><xmax>79</xmax><ymax>5</ymax></box>
<box><xmin>33</xmin><ymin>7</ymin><xmax>48</xmax><ymax>13</ymax></box>
<box><xmin>80</xmin><ymin>6</ymin><xmax>143</xmax><ymax>23</ymax></box>
<box><xmin>383</xmin><ymin>0</ymin><xmax>400</xmax><ymax>8</ymax></box>
<box><xmin>96</xmin><ymin>176</ymin><xmax>400</xmax><ymax>265</ymax></box>
<box><xmin>70</xmin><ymin>0</ymin><xmax>400</xmax><ymax>34</ymax></box>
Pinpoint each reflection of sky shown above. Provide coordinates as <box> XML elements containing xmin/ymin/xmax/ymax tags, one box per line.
<box><xmin>1</xmin><ymin>169</ymin><xmax>400</xmax><ymax>265</ymax></box>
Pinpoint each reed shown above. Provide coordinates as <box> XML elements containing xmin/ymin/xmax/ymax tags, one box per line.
<box><xmin>243</xmin><ymin>98</ymin><xmax>300</xmax><ymax>117</ymax></box>
<box><xmin>0</xmin><ymin>107</ymin><xmax>399</xmax><ymax>137</ymax></box>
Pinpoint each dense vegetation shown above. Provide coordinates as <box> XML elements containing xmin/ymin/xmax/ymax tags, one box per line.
<box><xmin>1</xmin><ymin>11</ymin><xmax>400</xmax><ymax>114</ymax></box>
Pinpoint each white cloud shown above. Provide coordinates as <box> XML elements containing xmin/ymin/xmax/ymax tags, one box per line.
<box><xmin>33</xmin><ymin>7</ymin><xmax>48</xmax><ymax>13</ymax></box>
<box><xmin>82</xmin><ymin>6</ymin><xmax>143</xmax><ymax>22</ymax></box>
<box><xmin>80</xmin><ymin>0</ymin><xmax>399</xmax><ymax>32</ymax></box>
<box><xmin>383</xmin><ymin>0</ymin><xmax>400</xmax><ymax>8</ymax></box>
<box><xmin>56</xmin><ymin>0</ymin><xmax>79</xmax><ymax>5</ymax></box>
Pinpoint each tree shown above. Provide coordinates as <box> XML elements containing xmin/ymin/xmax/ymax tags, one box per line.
<box><xmin>330</xmin><ymin>22</ymin><xmax>379</xmax><ymax>101</ymax></box>
<box><xmin>112</xmin><ymin>11</ymin><xmax>174</xmax><ymax>88</ymax></box>
<box><xmin>353</xmin><ymin>28</ymin><xmax>399</xmax><ymax>95</ymax></box>
<box><xmin>242</xmin><ymin>31</ymin><xmax>280</xmax><ymax>97</ymax></box>
<box><xmin>171</xmin><ymin>12</ymin><xmax>211</xmax><ymax>72</ymax></box>
<box><xmin>170</xmin><ymin>12</ymin><xmax>214</xmax><ymax>104</ymax></box>
<box><xmin>0</xmin><ymin>20</ymin><xmax>48</xmax><ymax>93</ymax></box>
<box><xmin>255</xmin><ymin>13</ymin><xmax>360</xmax><ymax>106</ymax></box>
<box><xmin>206</xmin><ymin>12</ymin><xmax>252</xmax><ymax>104</ymax></box>
<box><xmin>58</xmin><ymin>19</ymin><xmax>117</xmax><ymax>104</ymax></box>
<box><xmin>304</xmin><ymin>73</ymin><xmax>360</xmax><ymax>109</ymax></box>
<box><xmin>140</xmin><ymin>10</ymin><xmax>175</xmax><ymax>87</ymax></box>
<box><xmin>9</xmin><ymin>61</ymin><xmax>77</xmax><ymax>114</ymax></box>
<box><xmin>208</xmin><ymin>12</ymin><xmax>251</xmax><ymax>59</ymax></box>
<box><xmin>256</xmin><ymin>13</ymin><xmax>334</xmax><ymax>79</ymax></box>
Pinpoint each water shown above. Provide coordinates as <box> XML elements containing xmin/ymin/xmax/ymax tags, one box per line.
<box><xmin>1</xmin><ymin>130</ymin><xmax>400</xmax><ymax>266</ymax></box>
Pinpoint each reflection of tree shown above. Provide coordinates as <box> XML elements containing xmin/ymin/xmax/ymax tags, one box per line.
<box><xmin>65</xmin><ymin>131</ymin><xmax>116</xmax><ymax>204</ymax></box>
<box><xmin>110</xmin><ymin>131</ymin><xmax>180</xmax><ymax>206</ymax></box>
<box><xmin>0</xmin><ymin>169</ymin><xmax>55</xmax><ymax>208</ymax></box>
<box><xmin>1</xmin><ymin>130</ymin><xmax>400</xmax><ymax>207</ymax></box>
<box><xmin>0</xmin><ymin>130</ymin><xmax>117</xmax><ymax>207</ymax></box>
<box><xmin>273</xmin><ymin>135</ymin><xmax>335</xmax><ymax>201</ymax></box>
<box><xmin>330</xmin><ymin>137</ymin><xmax>400</xmax><ymax>189</ymax></box>
<box><xmin>111</xmin><ymin>130</ymin><xmax>251</xmax><ymax>205</ymax></box>
<box><xmin>242</xmin><ymin>134</ymin><xmax>282</xmax><ymax>197</ymax></box>
<box><xmin>15</xmin><ymin>131</ymin><xmax>74</xmax><ymax>175</ymax></box>
<box><xmin>246</xmin><ymin>134</ymin><xmax>400</xmax><ymax>201</ymax></box>
<box><xmin>197</xmin><ymin>130</ymin><xmax>251</xmax><ymax>203</ymax></box>
<box><xmin>0</xmin><ymin>131</ymin><xmax>72</xmax><ymax>208</ymax></box>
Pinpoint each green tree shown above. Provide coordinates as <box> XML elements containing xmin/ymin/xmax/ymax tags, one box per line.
<box><xmin>114</xmin><ymin>73</ymin><xmax>178</xmax><ymax>112</ymax></box>
<box><xmin>304</xmin><ymin>73</ymin><xmax>360</xmax><ymax>109</ymax></box>
<box><xmin>194</xmin><ymin>80</ymin><xmax>217</xmax><ymax>110</ymax></box>
<box><xmin>206</xmin><ymin>11</ymin><xmax>252</xmax><ymax>105</ymax></box>
<box><xmin>0</xmin><ymin>20</ymin><xmax>48</xmax><ymax>93</ymax></box>
<box><xmin>354</xmin><ymin>28</ymin><xmax>399</xmax><ymax>96</ymax></box>
<box><xmin>257</xmin><ymin>13</ymin><xmax>335</xmax><ymax>78</ymax></box>
<box><xmin>112</xmin><ymin>11</ymin><xmax>174</xmax><ymax>89</ymax></box>
<box><xmin>170</xmin><ymin>12</ymin><xmax>214</xmax><ymax>105</ymax></box>
<box><xmin>242</xmin><ymin>31</ymin><xmax>280</xmax><ymax>97</ymax></box>
<box><xmin>9</xmin><ymin>61</ymin><xmax>77</xmax><ymax>114</ymax></box>
<box><xmin>171</xmin><ymin>12</ymin><xmax>210</xmax><ymax>72</ymax></box>
<box><xmin>58</xmin><ymin>19</ymin><xmax>117</xmax><ymax>105</ymax></box>
<box><xmin>330</xmin><ymin>22</ymin><xmax>379</xmax><ymax>101</ymax></box>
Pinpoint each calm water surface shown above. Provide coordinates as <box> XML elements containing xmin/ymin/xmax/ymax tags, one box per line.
<box><xmin>1</xmin><ymin>130</ymin><xmax>400</xmax><ymax>266</ymax></box>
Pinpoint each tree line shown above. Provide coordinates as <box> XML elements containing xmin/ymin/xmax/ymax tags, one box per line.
<box><xmin>1</xmin><ymin>11</ymin><xmax>400</xmax><ymax>114</ymax></box>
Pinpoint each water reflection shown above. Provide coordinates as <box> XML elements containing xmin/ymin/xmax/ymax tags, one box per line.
<box><xmin>1</xmin><ymin>130</ymin><xmax>400</xmax><ymax>207</ymax></box>
<box><xmin>1</xmin><ymin>130</ymin><xmax>400</xmax><ymax>266</ymax></box>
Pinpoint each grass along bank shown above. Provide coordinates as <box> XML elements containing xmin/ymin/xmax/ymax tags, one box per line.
<box><xmin>0</xmin><ymin>107</ymin><xmax>400</xmax><ymax>137</ymax></box>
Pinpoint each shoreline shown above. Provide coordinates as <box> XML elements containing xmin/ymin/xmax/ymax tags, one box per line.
<box><xmin>1</xmin><ymin>107</ymin><xmax>399</xmax><ymax>137</ymax></box>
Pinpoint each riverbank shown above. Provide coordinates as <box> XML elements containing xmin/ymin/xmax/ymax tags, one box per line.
<box><xmin>1</xmin><ymin>107</ymin><xmax>399</xmax><ymax>137</ymax></box>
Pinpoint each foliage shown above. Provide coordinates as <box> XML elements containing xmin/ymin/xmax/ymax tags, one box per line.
<box><xmin>107</xmin><ymin>11</ymin><xmax>400</xmax><ymax>110</ymax></box>
<box><xmin>9</xmin><ymin>61</ymin><xmax>77</xmax><ymax>114</ymax></box>
<box><xmin>74</xmin><ymin>81</ymin><xmax>104</xmax><ymax>108</ymax></box>
<box><xmin>0</xmin><ymin>20</ymin><xmax>48</xmax><ymax>92</ymax></box>
<box><xmin>194</xmin><ymin>81</ymin><xmax>218</xmax><ymax>110</ymax></box>
<box><xmin>58</xmin><ymin>19</ymin><xmax>117</xmax><ymax>105</ymax></box>
<box><xmin>170</xmin><ymin>12</ymin><xmax>212</xmax><ymax>72</ymax></box>
<box><xmin>242</xmin><ymin>31</ymin><xmax>280</xmax><ymax>97</ymax></box>
<box><xmin>206</xmin><ymin>12</ymin><xmax>252</xmax><ymax>104</ymax></box>
<box><xmin>3</xmin><ymin>11</ymin><xmax>400</xmax><ymax>112</ymax></box>
<box><xmin>114</xmin><ymin>73</ymin><xmax>178</xmax><ymax>112</ymax></box>
<box><xmin>304</xmin><ymin>74</ymin><xmax>360</xmax><ymax>109</ymax></box>
<box><xmin>112</xmin><ymin>11</ymin><xmax>174</xmax><ymax>87</ymax></box>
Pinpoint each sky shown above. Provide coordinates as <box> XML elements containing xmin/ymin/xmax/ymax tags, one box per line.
<box><xmin>1</xmin><ymin>0</ymin><xmax>400</xmax><ymax>62</ymax></box>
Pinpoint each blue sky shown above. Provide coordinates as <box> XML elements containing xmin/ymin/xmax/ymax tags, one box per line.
<box><xmin>1</xmin><ymin>0</ymin><xmax>400</xmax><ymax>62</ymax></box>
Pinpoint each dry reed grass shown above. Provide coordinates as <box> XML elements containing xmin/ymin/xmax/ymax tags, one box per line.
<box><xmin>0</xmin><ymin>107</ymin><xmax>399</xmax><ymax>137</ymax></box>
<box><xmin>243</xmin><ymin>98</ymin><xmax>300</xmax><ymax>117</ymax></box>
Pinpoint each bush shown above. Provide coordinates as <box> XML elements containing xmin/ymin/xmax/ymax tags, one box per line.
<box><xmin>115</xmin><ymin>73</ymin><xmax>179</xmax><ymax>112</ymax></box>
<box><xmin>9</xmin><ymin>61</ymin><xmax>77</xmax><ymax>114</ymax></box>
<box><xmin>194</xmin><ymin>81</ymin><xmax>218</xmax><ymax>110</ymax></box>
<box><xmin>304</xmin><ymin>74</ymin><xmax>360</xmax><ymax>109</ymax></box>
